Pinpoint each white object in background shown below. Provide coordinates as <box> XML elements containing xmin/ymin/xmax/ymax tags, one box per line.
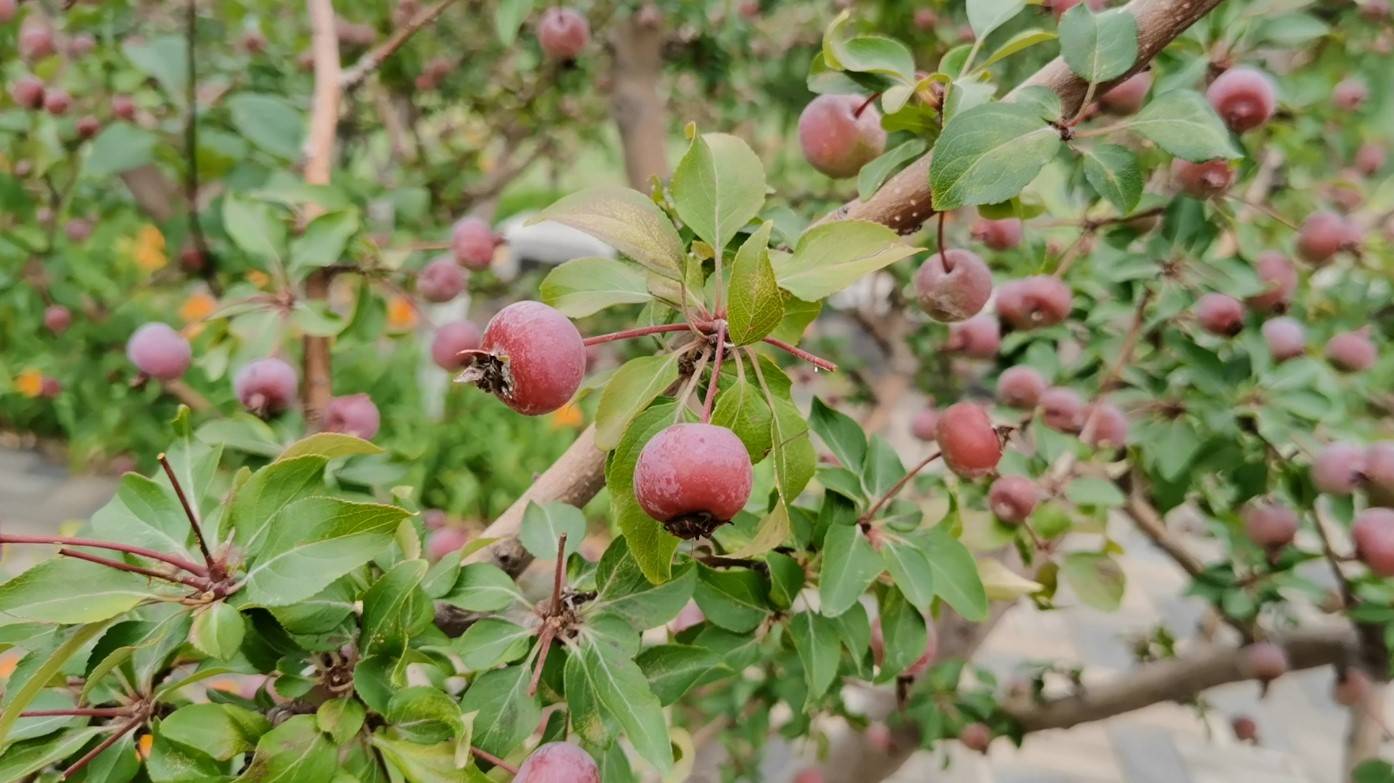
<box><xmin>493</xmin><ymin>213</ymin><xmax>618</xmax><ymax>281</ymax></box>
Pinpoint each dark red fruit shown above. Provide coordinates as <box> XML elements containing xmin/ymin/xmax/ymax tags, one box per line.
<box><xmin>913</xmin><ymin>8</ymin><xmax>937</xmax><ymax>30</ymax></box>
<box><xmin>915</xmin><ymin>249</ymin><xmax>992</xmax><ymax>322</ymax></box>
<box><xmin>42</xmin><ymin>88</ymin><xmax>71</xmax><ymax>116</ymax></box>
<box><xmin>1334</xmin><ymin>78</ymin><xmax>1368</xmax><ymax>110</ymax></box>
<box><xmin>515</xmin><ymin>742</ymin><xmax>598</xmax><ymax>783</ymax></box>
<box><xmin>1082</xmin><ymin>401</ymin><xmax>1129</xmax><ymax>448</ymax></box>
<box><xmin>537</xmin><ymin>8</ymin><xmax>590</xmax><ymax>60</ymax></box>
<box><xmin>112</xmin><ymin>95</ymin><xmax>137</xmax><ymax>121</ymax></box>
<box><xmin>427</xmin><ymin>526</ymin><xmax>468</xmax><ymax>561</ymax></box>
<box><xmin>1241</xmin><ymin>499</ymin><xmax>1298</xmax><ymax>549</ymax></box>
<box><xmin>1195</xmin><ymin>292</ymin><xmax>1244</xmax><ymax>336</ymax></box>
<box><xmin>910</xmin><ymin>405</ymin><xmax>938</xmax><ymax>442</ymax></box>
<box><xmin>797</xmin><ymin>94</ymin><xmax>887</xmax><ymax>179</ymax></box>
<box><xmin>1262</xmin><ymin>317</ymin><xmax>1305</xmax><ymax>361</ymax></box>
<box><xmin>1205</xmin><ymin>66</ymin><xmax>1276</xmax><ymax>133</ymax></box>
<box><xmin>791</xmin><ymin>770</ymin><xmax>824</xmax><ymax>783</ymax></box>
<box><xmin>945</xmin><ymin>314</ymin><xmax>1001</xmax><ymax>358</ymax></box>
<box><xmin>1334</xmin><ymin>668</ymin><xmax>1373</xmax><ymax>707</ymax></box>
<box><xmin>65</xmin><ymin>219</ymin><xmax>92</xmax><ymax>243</ymax></box>
<box><xmin>936</xmin><ymin>402</ymin><xmax>1001</xmax><ymax>479</ymax></box>
<box><xmin>126</xmin><ymin>323</ymin><xmax>192</xmax><ymax>380</ymax></box>
<box><xmin>995</xmin><ymin>276</ymin><xmax>1072</xmax><ymax>330</ymax></box>
<box><xmin>634</xmin><ymin>423</ymin><xmax>753</xmax><ymax>538</ymax></box>
<box><xmin>430</xmin><ymin>320</ymin><xmax>482</xmax><ymax>371</ymax></box>
<box><xmin>1312</xmin><ymin>442</ymin><xmax>1365</xmax><ymax>494</ymax></box>
<box><xmin>324</xmin><ymin>393</ymin><xmax>381</xmax><ymax>440</ymax></box>
<box><xmin>233</xmin><ymin>358</ymin><xmax>298</xmax><ymax>416</ymax></box>
<box><xmin>0</xmin><ymin>0</ymin><xmax>15</xmax><ymax>23</ymax></box>
<box><xmin>1040</xmin><ymin>387</ymin><xmax>1084</xmax><ymax>433</ymax></box>
<box><xmin>1325</xmin><ymin>328</ymin><xmax>1376</xmax><ymax>372</ymax></box>
<box><xmin>1100</xmin><ymin>71</ymin><xmax>1152</xmax><ymax>115</ymax></box>
<box><xmin>1364</xmin><ymin>442</ymin><xmax>1394</xmax><ymax>506</ymax></box>
<box><xmin>989</xmin><ymin>475</ymin><xmax>1042</xmax><ymax>525</ymax></box>
<box><xmin>44</xmin><ymin>305</ymin><xmax>71</xmax><ymax>335</ymax></box>
<box><xmin>997</xmin><ymin>366</ymin><xmax>1046</xmax><ymax>409</ymax></box>
<box><xmin>461</xmin><ymin>301</ymin><xmax>584</xmax><ymax>415</ymax></box>
<box><xmin>418</xmin><ymin>257</ymin><xmax>466</xmax><ymax>302</ymax></box>
<box><xmin>451</xmin><ymin>217</ymin><xmax>497</xmax><ymax>270</ymax></box>
<box><xmin>18</xmin><ymin>16</ymin><xmax>55</xmax><ymax>62</ymax></box>
<box><xmin>1353</xmin><ymin>508</ymin><xmax>1394</xmax><ymax>576</ymax></box>
<box><xmin>1297</xmin><ymin>211</ymin><xmax>1357</xmax><ymax>265</ymax></box>
<box><xmin>65</xmin><ymin>33</ymin><xmax>96</xmax><ymax>58</ymax></box>
<box><xmin>1172</xmin><ymin>159</ymin><xmax>1234</xmax><ymax>199</ymax></box>
<box><xmin>1240</xmin><ymin>642</ymin><xmax>1289</xmax><ymax>681</ymax></box>
<box><xmin>959</xmin><ymin>722</ymin><xmax>992</xmax><ymax>752</ymax></box>
<box><xmin>1355</xmin><ymin>143</ymin><xmax>1385</xmax><ymax>177</ymax></box>
<box><xmin>1247</xmin><ymin>251</ymin><xmax>1296</xmax><ymax>313</ymax></box>
<box><xmin>76</xmin><ymin>115</ymin><xmax>101</xmax><ymax>140</ymax></box>
<box><xmin>10</xmin><ymin>75</ymin><xmax>44</xmax><ymax>109</ymax></box>
<box><xmin>1232</xmin><ymin>715</ymin><xmax>1258</xmax><ymax>742</ymax></box>
<box><xmin>971</xmin><ymin>218</ymin><xmax>1023</xmax><ymax>251</ymax></box>
<box><xmin>422</xmin><ymin>509</ymin><xmax>448</xmax><ymax>530</ymax></box>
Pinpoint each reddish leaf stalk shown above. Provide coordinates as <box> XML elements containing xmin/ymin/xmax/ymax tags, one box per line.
<box><xmin>861</xmin><ymin>451</ymin><xmax>942</xmax><ymax>524</ymax></box>
<box><xmin>58</xmin><ymin>548</ymin><xmax>211</xmax><ymax>592</ymax></box>
<box><xmin>470</xmin><ymin>745</ymin><xmax>520</xmax><ymax>775</ymax></box>
<box><xmin>61</xmin><ymin>715</ymin><xmax>144</xmax><ymax>780</ymax></box>
<box><xmin>19</xmin><ymin>708</ymin><xmax>135</xmax><ymax>718</ymax></box>
<box><xmin>700</xmin><ymin>321</ymin><xmax>728</xmax><ymax>424</ymax></box>
<box><xmin>761</xmin><ymin>337</ymin><xmax>838</xmax><ymax>372</ymax></box>
<box><xmin>583</xmin><ymin>323</ymin><xmax>692</xmax><ymax>347</ymax></box>
<box><xmin>0</xmin><ymin>534</ymin><xmax>209</xmax><ymax>576</ymax></box>
<box><xmin>157</xmin><ymin>452</ymin><xmax>216</xmax><ymax>571</ymax></box>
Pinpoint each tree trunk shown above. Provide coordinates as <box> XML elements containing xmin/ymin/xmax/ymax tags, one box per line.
<box><xmin>609</xmin><ymin>12</ymin><xmax>669</xmax><ymax>190</ymax></box>
<box><xmin>1344</xmin><ymin>680</ymin><xmax>1388</xmax><ymax>781</ymax></box>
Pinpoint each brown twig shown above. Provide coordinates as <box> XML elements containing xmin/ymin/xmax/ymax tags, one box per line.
<box><xmin>0</xmin><ymin>534</ymin><xmax>208</xmax><ymax>576</ymax></box>
<box><xmin>860</xmin><ymin>452</ymin><xmax>942</xmax><ymax>524</ymax></box>
<box><xmin>761</xmin><ymin>337</ymin><xmax>838</xmax><ymax>372</ymax></box>
<box><xmin>157</xmin><ymin>452</ymin><xmax>215</xmax><ymax>569</ymax></box>
<box><xmin>60</xmin><ymin>715</ymin><xmax>144</xmax><ymax>780</ymax></box>
<box><xmin>340</xmin><ymin>0</ymin><xmax>462</xmax><ymax>89</ymax></box>
<box><xmin>58</xmin><ymin>548</ymin><xmax>210</xmax><ymax>592</ymax></box>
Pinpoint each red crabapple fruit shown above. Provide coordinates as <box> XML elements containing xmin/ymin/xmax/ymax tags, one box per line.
<box><xmin>1205</xmin><ymin>67</ymin><xmax>1276</xmax><ymax>133</ymax></box>
<box><xmin>1353</xmin><ymin>508</ymin><xmax>1394</xmax><ymax>577</ymax></box>
<box><xmin>913</xmin><ymin>8</ymin><xmax>937</xmax><ymax>30</ymax></box>
<box><xmin>418</xmin><ymin>257</ymin><xmax>466</xmax><ymax>302</ymax></box>
<box><xmin>1232</xmin><ymin>715</ymin><xmax>1258</xmax><ymax>742</ymax></box>
<box><xmin>797</xmin><ymin>94</ymin><xmax>887</xmax><ymax>179</ymax></box>
<box><xmin>970</xmin><ymin>218</ymin><xmax>1023</xmax><ymax>251</ymax></box>
<box><xmin>959</xmin><ymin>722</ymin><xmax>992</xmax><ymax>752</ymax></box>
<box><xmin>911</xmin><ymin>405</ymin><xmax>938</xmax><ymax>442</ymax></box>
<box><xmin>995</xmin><ymin>276</ymin><xmax>1072</xmax><ymax>330</ymax></box>
<box><xmin>1262</xmin><ymin>317</ymin><xmax>1305</xmax><ymax>361</ymax></box>
<box><xmin>460</xmin><ymin>301</ymin><xmax>585</xmax><ymax>415</ymax></box>
<box><xmin>1297</xmin><ymin>211</ymin><xmax>1355</xmax><ymax>265</ymax></box>
<box><xmin>865</xmin><ymin>722</ymin><xmax>895</xmax><ymax>752</ymax></box>
<box><xmin>430</xmin><ymin>320</ymin><xmax>482</xmax><ymax>371</ymax></box>
<box><xmin>44</xmin><ymin>305</ymin><xmax>71</xmax><ymax>335</ymax></box>
<box><xmin>791</xmin><ymin>770</ymin><xmax>824</xmax><ymax>783</ymax></box>
<box><xmin>427</xmin><ymin>525</ymin><xmax>469</xmax><ymax>561</ymax></box>
<box><xmin>515</xmin><ymin>742</ymin><xmax>600</xmax><ymax>783</ymax></box>
<box><xmin>10</xmin><ymin>75</ymin><xmax>44</xmax><ymax>109</ymax></box>
<box><xmin>18</xmin><ymin>16</ymin><xmax>55</xmax><ymax>62</ymax></box>
<box><xmin>1333</xmin><ymin>78</ymin><xmax>1368</xmax><ymax>110</ymax></box>
<box><xmin>989</xmin><ymin>475</ymin><xmax>1042</xmax><ymax>525</ymax></box>
<box><xmin>669</xmin><ymin>601</ymin><xmax>705</xmax><ymax>634</ymax></box>
<box><xmin>0</xmin><ymin>0</ymin><xmax>14</xmax><ymax>23</ymax></box>
<box><xmin>1312</xmin><ymin>442</ymin><xmax>1366</xmax><ymax>495</ymax></box>
<box><xmin>1247</xmin><ymin>251</ymin><xmax>1296</xmax><ymax>313</ymax></box>
<box><xmin>1195</xmin><ymin>293</ymin><xmax>1244</xmax><ymax>336</ymax></box>
<box><xmin>1240</xmin><ymin>642</ymin><xmax>1290</xmax><ymax>681</ymax></box>
<box><xmin>935</xmin><ymin>402</ymin><xmax>1002</xmax><ymax>478</ymax></box>
<box><xmin>233</xmin><ymin>358</ymin><xmax>298</xmax><ymax>416</ymax></box>
<box><xmin>422</xmin><ymin>509</ymin><xmax>448</xmax><ymax>530</ymax></box>
<box><xmin>112</xmin><ymin>95</ymin><xmax>137</xmax><ymax>120</ymax></box>
<box><xmin>633</xmin><ymin>423</ymin><xmax>753</xmax><ymax>538</ymax></box>
<box><xmin>1355</xmin><ymin>143</ymin><xmax>1385</xmax><ymax>177</ymax></box>
<box><xmin>324</xmin><ymin>393</ymin><xmax>381</xmax><ymax>440</ymax></box>
<box><xmin>1363</xmin><ymin>442</ymin><xmax>1394</xmax><ymax>506</ymax></box>
<box><xmin>997</xmin><ymin>366</ymin><xmax>1046</xmax><ymax>409</ymax></box>
<box><xmin>1172</xmin><ymin>159</ymin><xmax>1234</xmax><ymax>199</ymax></box>
<box><xmin>1334</xmin><ymin>668</ymin><xmax>1373</xmax><ymax>707</ymax></box>
<box><xmin>451</xmin><ymin>217</ymin><xmax>498</xmax><ymax>270</ymax></box>
<box><xmin>127</xmin><ymin>323</ymin><xmax>192</xmax><ymax>381</ymax></box>
<box><xmin>915</xmin><ymin>249</ymin><xmax>992</xmax><ymax>322</ymax></box>
<box><xmin>65</xmin><ymin>33</ymin><xmax>96</xmax><ymax>58</ymax></box>
<box><xmin>42</xmin><ymin>89</ymin><xmax>70</xmax><ymax>116</ymax></box>
<box><xmin>1100</xmin><ymin>71</ymin><xmax>1152</xmax><ymax>115</ymax></box>
<box><xmin>537</xmin><ymin>8</ymin><xmax>590</xmax><ymax>60</ymax></box>
<box><xmin>1083</xmin><ymin>401</ymin><xmax>1129</xmax><ymax>448</ymax></box>
<box><xmin>1040</xmin><ymin>387</ymin><xmax>1085</xmax><ymax>433</ymax></box>
<box><xmin>946</xmin><ymin>314</ymin><xmax>1001</xmax><ymax>358</ymax></box>
<box><xmin>76</xmin><ymin>115</ymin><xmax>101</xmax><ymax>140</ymax></box>
<box><xmin>1325</xmin><ymin>328</ymin><xmax>1376</xmax><ymax>372</ymax></box>
<box><xmin>1241</xmin><ymin>499</ymin><xmax>1298</xmax><ymax>549</ymax></box>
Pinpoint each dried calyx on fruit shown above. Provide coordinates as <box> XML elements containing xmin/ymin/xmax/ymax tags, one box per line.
<box><xmin>456</xmin><ymin>301</ymin><xmax>586</xmax><ymax>415</ymax></box>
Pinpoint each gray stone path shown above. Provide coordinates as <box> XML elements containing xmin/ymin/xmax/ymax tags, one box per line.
<box><xmin>0</xmin><ymin>447</ymin><xmax>117</xmax><ymax>572</ymax></box>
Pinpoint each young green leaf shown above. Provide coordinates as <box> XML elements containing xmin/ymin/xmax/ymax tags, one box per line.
<box><xmin>0</xmin><ymin>559</ymin><xmax>158</xmax><ymax>625</ymax></box>
<box><xmin>771</xmin><ymin>221</ymin><xmax>920</xmax><ymax>302</ymax></box>
<box><xmin>671</xmin><ymin>133</ymin><xmax>767</xmax><ymax>254</ymax></box>
<box><xmin>819</xmin><ymin>523</ymin><xmax>883</xmax><ymax>617</ymax></box>
<box><xmin>161</xmin><ymin>704</ymin><xmax>269</xmax><ymax>761</ymax></box>
<box><xmin>1081</xmin><ymin>143</ymin><xmax>1143</xmax><ymax>213</ymax></box>
<box><xmin>594</xmin><ymin>353</ymin><xmax>684</xmax><ymax>450</ymax></box>
<box><xmin>788</xmin><ymin>611</ymin><xmax>841</xmax><ymax>704</ymax></box>
<box><xmin>635</xmin><ymin>644</ymin><xmax>721</xmax><ymax>705</ymax></box>
<box><xmin>693</xmin><ymin>565</ymin><xmax>770</xmax><ymax>633</ymax></box>
<box><xmin>727</xmin><ymin>222</ymin><xmax>783</xmax><ymax>345</ymax></box>
<box><xmin>930</xmin><ymin>102</ymin><xmax>1062</xmax><ymax>211</ymax></box>
<box><xmin>857</xmin><ymin>139</ymin><xmax>928</xmax><ymax>201</ymax></box>
<box><xmin>189</xmin><ymin>602</ymin><xmax>245</xmax><ymax>660</ymax></box>
<box><xmin>520</xmin><ymin>501</ymin><xmax>587</xmax><ymax>560</ymax></box>
<box><xmin>1059</xmin><ymin>6</ymin><xmax>1139</xmax><ymax>83</ymax></box>
<box><xmin>923</xmin><ymin>526</ymin><xmax>989</xmax><ymax>621</ymax></box>
<box><xmin>569</xmin><ymin>639</ymin><xmax>673</xmax><ymax>772</ymax></box>
<box><xmin>1061</xmin><ymin>551</ymin><xmax>1126</xmax><ymax>610</ymax></box>
<box><xmin>967</xmin><ymin>0</ymin><xmax>1027</xmax><ymax>41</ymax></box>
<box><xmin>809</xmin><ymin>396</ymin><xmax>867</xmax><ymax>472</ymax></box>
<box><xmin>540</xmin><ymin>257</ymin><xmax>652</xmax><ymax>318</ymax></box>
<box><xmin>529</xmin><ymin>186</ymin><xmax>685</xmax><ymax>281</ymax></box>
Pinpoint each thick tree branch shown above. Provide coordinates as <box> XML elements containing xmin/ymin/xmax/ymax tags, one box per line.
<box><xmin>339</xmin><ymin>0</ymin><xmax>461</xmax><ymax>89</ymax></box>
<box><xmin>1004</xmin><ymin>627</ymin><xmax>1358</xmax><ymax>732</ymax></box>
<box><xmin>609</xmin><ymin>11</ymin><xmax>669</xmax><ymax>189</ymax></box>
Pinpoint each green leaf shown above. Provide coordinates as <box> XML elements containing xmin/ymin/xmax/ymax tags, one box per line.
<box><xmin>930</xmin><ymin>102</ymin><xmax>1062</xmax><ymax>211</ymax></box>
<box><xmin>1124</xmin><ymin>90</ymin><xmax>1243</xmax><ymax>162</ymax></box>
<box><xmin>85</xmin><ymin>124</ymin><xmax>159</xmax><ymax>176</ymax></box>
<box><xmin>923</xmin><ymin>527</ymin><xmax>988</xmax><ymax>621</ymax></box>
<box><xmin>240</xmin><ymin>498</ymin><xmax>409</xmax><ymax>606</ymax></box>
<box><xmin>826</xmin><ymin>23</ymin><xmax>916</xmax><ymax>82</ymax></box>
<box><xmin>1081</xmin><ymin>143</ymin><xmax>1143</xmax><ymax>213</ymax></box>
<box><xmin>370</xmin><ymin>733</ymin><xmax>470</xmax><ymax>783</ymax></box>
<box><xmin>122</xmin><ymin>36</ymin><xmax>187</xmax><ymax>96</ymax></box>
<box><xmin>529</xmin><ymin>186</ymin><xmax>684</xmax><ymax>281</ymax></box>
<box><xmin>809</xmin><ymin>397</ymin><xmax>867</xmax><ymax>472</ymax></box>
<box><xmin>711</xmin><ymin>376</ymin><xmax>774</xmax><ymax>462</ymax></box>
<box><xmin>443</xmin><ymin>563</ymin><xmax>524</xmax><ymax>612</ymax></box>
<box><xmin>0</xmin><ymin>728</ymin><xmax>107</xmax><ymax>780</ymax></box>
<box><xmin>671</xmin><ymin>133</ymin><xmax>766</xmax><ymax>253</ymax></box>
<box><xmin>819</xmin><ymin>523</ymin><xmax>883</xmax><ymax>617</ymax></box>
<box><xmin>270</xmin><ymin>578</ymin><xmax>356</xmax><ymax>635</ymax></box>
<box><xmin>857</xmin><ymin>139</ymin><xmax>927</xmax><ymax>201</ymax></box>
<box><xmin>608</xmin><ymin>406</ymin><xmax>683</xmax><ymax>583</ymax></box>
<box><xmin>89</xmin><ymin>472</ymin><xmax>194</xmax><ymax>559</ymax></box>
<box><xmin>277</xmin><ymin>432</ymin><xmax>382</xmax><ymax>462</ymax></box>
<box><xmin>540</xmin><ymin>257</ymin><xmax>651</xmax><ymax>318</ymax></box>
<box><xmin>980</xmin><ymin>29</ymin><xmax>1058</xmax><ymax>69</ymax></box>
<box><xmin>0</xmin><ymin>623</ymin><xmax>111</xmax><ymax>745</ymax></box>
<box><xmin>162</xmin><ymin>704</ymin><xmax>269</xmax><ymax>761</ymax></box>
<box><xmin>877</xmin><ymin>586</ymin><xmax>926</xmax><ymax>679</ymax></box>
<box><xmin>227</xmin><ymin>93</ymin><xmax>305</xmax><ymax>160</ymax></box>
<box><xmin>0</xmin><ymin>559</ymin><xmax>156</xmax><ymax>624</ymax></box>
<box><xmin>361</xmin><ymin>560</ymin><xmax>432</xmax><ymax>655</ymax></box>
<box><xmin>770</xmin><ymin>397</ymin><xmax>816</xmax><ymax>502</ymax></box>
<box><xmin>726</xmin><ymin>223</ymin><xmax>783</xmax><ymax>345</ymax></box>
<box><xmin>1064</xmin><ymin>476</ymin><xmax>1127</xmax><ymax>507</ymax></box>
<box><xmin>227</xmin><ymin>455</ymin><xmax>328</xmax><ymax>553</ymax></box>
<box><xmin>593</xmin><ymin>541</ymin><xmax>698</xmax><ymax>630</ymax></box>
<box><xmin>189</xmin><ymin>602</ymin><xmax>245</xmax><ymax>660</ymax></box>
<box><xmin>860</xmin><ymin>438</ymin><xmax>905</xmax><ymax>499</ymax></box>
<box><xmin>635</xmin><ymin>644</ymin><xmax>721</xmax><ymax>705</ymax></box>
<box><xmin>569</xmin><ymin>640</ymin><xmax>672</xmax><ymax>772</ymax></box>
<box><xmin>519</xmin><ymin>502</ymin><xmax>587</xmax><ymax>560</ymax></box>
<box><xmin>594</xmin><ymin>354</ymin><xmax>684</xmax><ymax>450</ymax></box>
<box><xmin>289</xmin><ymin>210</ymin><xmax>360</xmax><ymax>275</ymax></box>
<box><xmin>222</xmin><ymin>193</ymin><xmax>285</xmax><ymax>265</ymax></box>
<box><xmin>237</xmin><ymin>715</ymin><xmax>335</xmax><ymax>781</ymax></box>
<box><xmin>788</xmin><ymin>611</ymin><xmax>840</xmax><ymax>704</ymax></box>
<box><xmin>693</xmin><ymin>565</ymin><xmax>769</xmax><ymax>633</ymax></box>
<box><xmin>454</xmin><ymin>619</ymin><xmax>532</xmax><ymax>671</ymax></box>
<box><xmin>1058</xmin><ymin>6</ymin><xmax>1139</xmax><ymax>83</ymax></box>
<box><xmin>495</xmin><ymin>0</ymin><xmax>536</xmax><ymax>44</ymax></box>
<box><xmin>385</xmin><ymin>686</ymin><xmax>464</xmax><ymax>744</ymax></box>
<box><xmin>771</xmin><ymin>221</ymin><xmax>920</xmax><ymax>302</ymax></box>
<box><xmin>1061</xmin><ymin>552</ymin><xmax>1126</xmax><ymax>610</ymax></box>
<box><xmin>459</xmin><ymin>665</ymin><xmax>539</xmax><ymax>756</ymax></box>
<box><xmin>1012</xmin><ymin>85</ymin><xmax>1064</xmax><ymax>122</ymax></box>
<box><xmin>316</xmin><ymin>698</ymin><xmax>366</xmax><ymax>747</ymax></box>
<box><xmin>770</xmin><ymin>292</ymin><xmax>823</xmax><ymax>345</ymax></box>
<box><xmin>881</xmin><ymin>535</ymin><xmax>936</xmax><ymax>610</ymax></box>
<box><xmin>967</xmin><ymin>0</ymin><xmax>1027</xmax><ymax>40</ymax></box>
<box><xmin>726</xmin><ymin>502</ymin><xmax>791</xmax><ymax>559</ymax></box>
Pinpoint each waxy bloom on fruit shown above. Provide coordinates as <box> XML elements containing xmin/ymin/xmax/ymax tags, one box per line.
<box><xmin>43</xmin><ymin>305</ymin><xmax>71</xmax><ymax>335</ymax></box>
<box><xmin>1247</xmin><ymin>251</ymin><xmax>1296</xmax><ymax>313</ymax></box>
<box><xmin>324</xmin><ymin>394</ymin><xmax>381</xmax><ymax>440</ymax></box>
<box><xmin>127</xmin><ymin>323</ymin><xmax>192</xmax><ymax>381</ymax></box>
<box><xmin>537</xmin><ymin>8</ymin><xmax>590</xmax><ymax>60</ymax></box>
<box><xmin>936</xmin><ymin>402</ymin><xmax>1001</xmax><ymax>478</ymax></box>
<box><xmin>1172</xmin><ymin>159</ymin><xmax>1234</xmax><ymax>199</ymax></box>
<box><xmin>1240</xmin><ymin>641</ymin><xmax>1290</xmax><ymax>681</ymax></box>
<box><xmin>971</xmin><ymin>218</ymin><xmax>1023</xmax><ymax>250</ymax></box>
<box><xmin>233</xmin><ymin>358</ymin><xmax>298</xmax><ymax>416</ymax></box>
<box><xmin>910</xmin><ymin>406</ymin><xmax>938</xmax><ymax>442</ymax></box>
<box><xmin>1353</xmin><ymin>508</ymin><xmax>1394</xmax><ymax>576</ymax></box>
<box><xmin>451</xmin><ymin>216</ymin><xmax>498</xmax><ymax>270</ymax></box>
<box><xmin>1262</xmin><ymin>317</ymin><xmax>1305</xmax><ymax>361</ymax></box>
<box><xmin>1325</xmin><ymin>328</ymin><xmax>1376</xmax><ymax>372</ymax></box>
<box><xmin>430</xmin><ymin>320</ymin><xmax>482</xmax><ymax>371</ymax></box>
<box><xmin>1241</xmin><ymin>499</ymin><xmax>1298</xmax><ymax>549</ymax></box>
<box><xmin>1195</xmin><ymin>293</ymin><xmax>1244</xmax><ymax>336</ymax></box>
<box><xmin>1100</xmin><ymin>71</ymin><xmax>1152</xmax><ymax>115</ymax></box>
<box><xmin>1312</xmin><ymin>442</ymin><xmax>1365</xmax><ymax>495</ymax></box>
<box><xmin>1040</xmin><ymin>387</ymin><xmax>1085</xmax><ymax>433</ymax></box>
<box><xmin>1082</xmin><ymin>401</ymin><xmax>1129</xmax><ymax>448</ymax></box>
<box><xmin>515</xmin><ymin>741</ymin><xmax>600</xmax><ymax>783</ymax></box>
<box><xmin>1297</xmin><ymin>211</ymin><xmax>1357</xmax><ymax>265</ymax></box>
<box><xmin>1206</xmin><ymin>66</ymin><xmax>1277</xmax><ymax>133</ymax></box>
<box><xmin>634</xmin><ymin>423</ymin><xmax>753</xmax><ymax>539</ymax></box>
<box><xmin>946</xmin><ymin>314</ymin><xmax>1001</xmax><ymax>358</ymax></box>
<box><xmin>996</xmin><ymin>276</ymin><xmax>1072</xmax><ymax>330</ymax></box>
<box><xmin>797</xmin><ymin>94</ymin><xmax>887</xmax><ymax>179</ymax></box>
<box><xmin>418</xmin><ymin>256</ymin><xmax>466</xmax><ymax>302</ymax></box>
<box><xmin>997</xmin><ymin>366</ymin><xmax>1046</xmax><ymax>409</ymax></box>
<box><xmin>989</xmin><ymin>475</ymin><xmax>1042</xmax><ymax>525</ymax></box>
<box><xmin>459</xmin><ymin>302</ymin><xmax>584</xmax><ymax>415</ymax></box>
<box><xmin>915</xmin><ymin>249</ymin><xmax>992</xmax><ymax>322</ymax></box>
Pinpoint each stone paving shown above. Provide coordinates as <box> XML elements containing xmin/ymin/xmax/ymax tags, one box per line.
<box><xmin>0</xmin><ymin>446</ymin><xmax>1360</xmax><ymax>781</ymax></box>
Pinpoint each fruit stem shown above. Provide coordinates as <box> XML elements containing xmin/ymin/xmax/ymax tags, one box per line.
<box><xmin>157</xmin><ymin>453</ymin><xmax>217</xmax><ymax>572</ymax></box>
<box><xmin>583</xmin><ymin>323</ymin><xmax>692</xmax><ymax>346</ymax></box>
<box><xmin>470</xmin><ymin>745</ymin><xmax>519</xmax><ymax>775</ymax></box>
<box><xmin>700</xmin><ymin>321</ymin><xmax>728</xmax><ymax>424</ymax></box>
<box><xmin>0</xmin><ymin>534</ymin><xmax>209</xmax><ymax>576</ymax></box>
<box><xmin>852</xmin><ymin>92</ymin><xmax>881</xmax><ymax>119</ymax></box>
<box><xmin>760</xmin><ymin>337</ymin><xmax>838</xmax><ymax>372</ymax></box>
<box><xmin>527</xmin><ymin>626</ymin><xmax>556</xmax><ymax>697</ymax></box>
<box><xmin>58</xmin><ymin>548</ymin><xmax>212</xmax><ymax>592</ymax></box>
<box><xmin>550</xmin><ymin>533</ymin><xmax>567</xmax><ymax>617</ymax></box>
<box><xmin>937</xmin><ymin>211</ymin><xmax>951</xmax><ymax>270</ymax></box>
<box><xmin>860</xmin><ymin>451</ymin><xmax>942</xmax><ymax>523</ymax></box>
<box><xmin>19</xmin><ymin>708</ymin><xmax>135</xmax><ymax>718</ymax></box>
<box><xmin>60</xmin><ymin>715</ymin><xmax>144</xmax><ymax>780</ymax></box>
